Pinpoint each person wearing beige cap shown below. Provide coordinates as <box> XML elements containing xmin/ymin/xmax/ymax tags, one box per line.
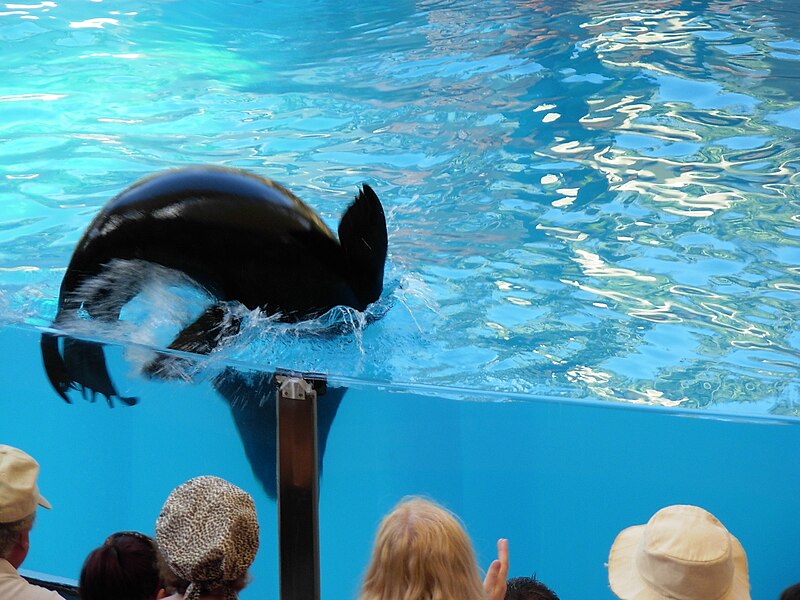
<box><xmin>607</xmin><ymin>504</ymin><xmax>751</xmax><ymax>600</ymax></box>
<box><xmin>0</xmin><ymin>444</ymin><xmax>64</xmax><ymax>600</ymax></box>
<box><xmin>155</xmin><ymin>476</ymin><xmax>259</xmax><ymax>600</ymax></box>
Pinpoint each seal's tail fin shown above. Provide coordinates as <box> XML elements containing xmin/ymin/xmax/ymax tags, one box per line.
<box><xmin>338</xmin><ymin>184</ymin><xmax>388</xmax><ymax>307</ymax></box>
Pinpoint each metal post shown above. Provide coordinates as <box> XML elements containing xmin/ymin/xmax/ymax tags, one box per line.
<box><xmin>276</xmin><ymin>372</ymin><xmax>324</xmax><ymax>600</ymax></box>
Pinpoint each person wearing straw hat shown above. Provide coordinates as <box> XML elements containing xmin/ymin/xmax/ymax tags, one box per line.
<box><xmin>607</xmin><ymin>504</ymin><xmax>750</xmax><ymax>600</ymax></box>
<box><xmin>0</xmin><ymin>444</ymin><xmax>64</xmax><ymax>600</ymax></box>
<box><xmin>155</xmin><ymin>476</ymin><xmax>259</xmax><ymax>600</ymax></box>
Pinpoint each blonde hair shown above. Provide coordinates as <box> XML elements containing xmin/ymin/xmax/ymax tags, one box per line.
<box><xmin>358</xmin><ymin>497</ymin><xmax>486</xmax><ymax>600</ymax></box>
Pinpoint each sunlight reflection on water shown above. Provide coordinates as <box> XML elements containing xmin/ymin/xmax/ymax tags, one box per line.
<box><xmin>0</xmin><ymin>0</ymin><xmax>797</xmax><ymax>414</ymax></box>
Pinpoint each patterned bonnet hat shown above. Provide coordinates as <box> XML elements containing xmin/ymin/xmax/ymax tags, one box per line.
<box><xmin>156</xmin><ymin>476</ymin><xmax>260</xmax><ymax>600</ymax></box>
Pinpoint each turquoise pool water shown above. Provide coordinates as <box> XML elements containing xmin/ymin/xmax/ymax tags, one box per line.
<box><xmin>0</xmin><ymin>0</ymin><xmax>797</xmax><ymax>411</ymax></box>
<box><xmin>1</xmin><ymin>0</ymin><xmax>799</xmax><ymax>598</ymax></box>
<box><xmin>2</xmin><ymin>325</ymin><xmax>799</xmax><ymax>600</ymax></box>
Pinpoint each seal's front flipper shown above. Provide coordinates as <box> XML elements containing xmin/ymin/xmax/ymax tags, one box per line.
<box><xmin>169</xmin><ymin>304</ymin><xmax>242</xmax><ymax>354</ymax></box>
<box><xmin>62</xmin><ymin>337</ymin><xmax>137</xmax><ymax>406</ymax></box>
<box><xmin>144</xmin><ymin>303</ymin><xmax>242</xmax><ymax>378</ymax></box>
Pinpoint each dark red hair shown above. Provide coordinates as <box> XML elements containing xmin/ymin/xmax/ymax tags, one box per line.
<box><xmin>79</xmin><ymin>531</ymin><xmax>162</xmax><ymax>600</ymax></box>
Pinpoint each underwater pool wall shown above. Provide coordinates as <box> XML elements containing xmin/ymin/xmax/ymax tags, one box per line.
<box><xmin>1</xmin><ymin>324</ymin><xmax>798</xmax><ymax>600</ymax></box>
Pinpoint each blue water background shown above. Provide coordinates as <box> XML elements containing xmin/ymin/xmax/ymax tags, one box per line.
<box><xmin>1</xmin><ymin>325</ymin><xmax>798</xmax><ymax>600</ymax></box>
<box><xmin>0</xmin><ymin>0</ymin><xmax>797</xmax><ymax>412</ymax></box>
<box><xmin>1</xmin><ymin>0</ymin><xmax>799</xmax><ymax>599</ymax></box>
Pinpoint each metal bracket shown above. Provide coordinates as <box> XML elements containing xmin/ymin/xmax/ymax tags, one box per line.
<box><xmin>275</xmin><ymin>371</ymin><xmax>325</xmax><ymax>600</ymax></box>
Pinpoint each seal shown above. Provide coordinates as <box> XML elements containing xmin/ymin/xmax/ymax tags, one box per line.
<box><xmin>40</xmin><ymin>166</ymin><xmax>388</xmax><ymax>405</ymax></box>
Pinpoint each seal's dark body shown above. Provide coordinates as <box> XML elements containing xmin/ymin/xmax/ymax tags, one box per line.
<box><xmin>41</xmin><ymin>166</ymin><xmax>388</xmax><ymax>403</ymax></box>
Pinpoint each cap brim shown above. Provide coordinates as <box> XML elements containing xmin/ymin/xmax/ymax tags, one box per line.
<box><xmin>608</xmin><ymin>526</ymin><xmax>751</xmax><ymax>600</ymax></box>
<box><xmin>37</xmin><ymin>492</ymin><xmax>51</xmax><ymax>510</ymax></box>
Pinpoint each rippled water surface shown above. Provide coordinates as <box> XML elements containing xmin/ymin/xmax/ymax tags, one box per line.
<box><xmin>1</xmin><ymin>0</ymin><xmax>798</xmax><ymax>414</ymax></box>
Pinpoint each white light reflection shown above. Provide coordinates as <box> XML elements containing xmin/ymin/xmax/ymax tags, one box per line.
<box><xmin>551</xmin><ymin>140</ymin><xmax>594</xmax><ymax>154</ymax></box>
<box><xmin>6</xmin><ymin>1</ymin><xmax>56</xmax><ymax>8</ymax></box>
<box><xmin>535</xmin><ymin>224</ymin><xmax>588</xmax><ymax>243</ymax></box>
<box><xmin>629</xmin><ymin>304</ymin><xmax>683</xmax><ymax>323</ymax></box>
<box><xmin>80</xmin><ymin>53</ymin><xmax>142</xmax><ymax>59</ymax></box>
<box><xmin>621</xmin><ymin>388</ymin><xmax>688</xmax><ymax>407</ymax></box>
<box><xmin>0</xmin><ymin>93</ymin><xmax>65</xmax><ymax>102</ymax></box>
<box><xmin>69</xmin><ymin>18</ymin><xmax>118</xmax><ymax>29</ymax></box>
<box><xmin>581</xmin><ymin>10</ymin><xmax>706</xmax><ymax>78</ymax></box>
<box><xmin>69</xmin><ymin>133</ymin><xmax>121</xmax><ymax>145</ymax></box>
<box><xmin>565</xmin><ymin>365</ymin><xmax>611</xmax><ymax>385</ymax></box>
<box><xmin>560</xmin><ymin>279</ymin><xmax>653</xmax><ymax>308</ymax></box>
<box><xmin>97</xmin><ymin>118</ymin><xmax>142</xmax><ymax>124</ymax></box>
<box><xmin>572</xmin><ymin>249</ymin><xmax>657</xmax><ymax>282</ymax></box>
<box><xmin>0</xmin><ymin>266</ymin><xmax>39</xmax><ymax>272</ymax></box>
<box><xmin>540</xmin><ymin>174</ymin><xmax>559</xmax><ymax>185</ymax></box>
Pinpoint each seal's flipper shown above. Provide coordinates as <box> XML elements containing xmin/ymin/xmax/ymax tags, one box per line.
<box><xmin>337</xmin><ymin>184</ymin><xmax>388</xmax><ymax>307</ymax></box>
<box><xmin>144</xmin><ymin>303</ymin><xmax>242</xmax><ymax>378</ymax></box>
<box><xmin>212</xmin><ymin>367</ymin><xmax>346</xmax><ymax>500</ymax></box>
<box><xmin>41</xmin><ymin>332</ymin><xmax>74</xmax><ymax>403</ymax></box>
<box><xmin>61</xmin><ymin>337</ymin><xmax>137</xmax><ymax>406</ymax></box>
<box><xmin>168</xmin><ymin>303</ymin><xmax>242</xmax><ymax>354</ymax></box>
<box><xmin>212</xmin><ymin>368</ymin><xmax>279</xmax><ymax>497</ymax></box>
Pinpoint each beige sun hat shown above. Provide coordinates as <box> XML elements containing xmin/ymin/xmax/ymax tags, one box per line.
<box><xmin>608</xmin><ymin>504</ymin><xmax>750</xmax><ymax>600</ymax></box>
<box><xmin>0</xmin><ymin>445</ymin><xmax>52</xmax><ymax>523</ymax></box>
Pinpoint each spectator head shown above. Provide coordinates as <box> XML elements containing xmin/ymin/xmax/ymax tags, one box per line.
<box><xmin>608</xmin><ymin>504</ymin><xmax>750</xmax><ymax>600</ymax></box>
<box><xmin>156</xmin><ymin>476</ymin><xmax>259</xmax><ymax>600</ymax></box>
<box><xmin>781</xmin><ymin>583</ymin><xmax>800</xmax><ymax>600</ymax></box>
<box><xmin>505</xmin><ymin>576</ymin><xmax>560</xmax><ymax>600</ymax></box>
<box><xmin>0</xmin><ymin>445</ymin><xmax>51</xmax><ymax>565</ymax></box>
<box><xmin>79</xmin><ymin>531</ymin><xmax>162</xmax><ymax>600</ymax></box>
<box><xmin>0</xmin><ymin>445</ymin><xmax>51</xmax><ymax>524</ymax></box>
<box><xmin>359</xmin><ymin>496</ymin><xmax>485</xmax><ymax>600</ymax></box>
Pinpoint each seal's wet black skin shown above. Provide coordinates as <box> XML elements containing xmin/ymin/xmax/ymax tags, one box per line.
<box><xmin>41</xmin><ymin>166</ymin><xmax>388</xmax><ymax>405</ymax></box>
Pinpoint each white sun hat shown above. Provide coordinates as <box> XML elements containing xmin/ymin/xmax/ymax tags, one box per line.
<box><xmin>608</xmin><ymin>504</ymin><xmax>750</xmax><ymax>600</ymax></box>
